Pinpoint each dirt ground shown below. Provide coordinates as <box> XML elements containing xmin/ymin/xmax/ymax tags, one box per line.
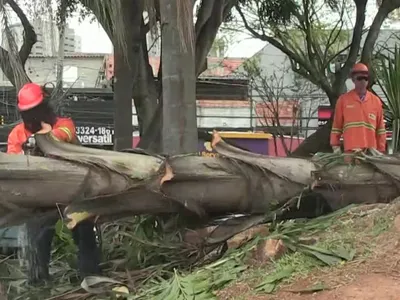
<box><xmin>217</xmin><ymin>203</ymin><xmax>400</xmax><ymax>300</ymax></box>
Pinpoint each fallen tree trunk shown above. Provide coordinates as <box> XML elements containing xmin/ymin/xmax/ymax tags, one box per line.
<box><xmin>0</xmin><ymin>132</ymin><xmax>399</xmax><ymax>231</ymax></box>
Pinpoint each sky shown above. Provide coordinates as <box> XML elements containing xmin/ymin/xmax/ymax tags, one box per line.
<box><xmin>6</xmin><ymin>0</ymin><xmax>397</xmax><ymax>59</ymax></box>
<box><xmin>65</xmin><ymin>0</ymin><xmax>392</xmax><ymax>58</ymax></box>
<box><xmin>67</xmin><ymin>16</ymin><xmax>266</xmax><ymax>58</ymax></box>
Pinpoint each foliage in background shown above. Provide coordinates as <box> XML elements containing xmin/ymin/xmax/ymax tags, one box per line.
<box><xmin>377</xmin><ymin>45</ymin><xmax>400</xmax><ymax>153</ymax></box>
<box><xmin>231</xmin><ymin>0</ymin><xmax>400</xmax><ymax>156</ymax></box>
<box><xmin>232</xmin><ymin>0</ymin><xmax>356</xmax><ymax>104</ymax></box>
<box><xmin>242</xmin><ymin>56</ymin><xmax>319</xmax><ymax>155</ymax></box>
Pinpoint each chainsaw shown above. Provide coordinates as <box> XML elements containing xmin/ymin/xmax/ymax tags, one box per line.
<box><xmin>22</xmin><ymin>135</ymin><xmax>43</xmax><ymax>156</ymax></box>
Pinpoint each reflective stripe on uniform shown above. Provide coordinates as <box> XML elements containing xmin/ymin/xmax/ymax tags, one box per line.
<box><xmin>343</xmin><ymin>121</ymin><xmax>375</xmax><ymax>132</ymax></box>
<box><xmin>59</xmin><ymin>127</ymin><xmax>73</xmax><ymax>141</ymax></box>
<box><xmin>331</xmin><ymin>128</ymin><xmax>342</xmax><ymax>134</ymax></box>
<box><xmin>377</xmin><ymin>128</ymin><xmax>386</xmax><ymax>135</ymax></box>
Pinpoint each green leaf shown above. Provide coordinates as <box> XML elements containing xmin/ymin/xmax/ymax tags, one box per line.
<box><xmin>299</xmin><ymin>244</ymin><xmax>355</xmax><ymax>263</ymax></box>
<box><xmin>301</xmin><ymin>248</ymin><xmax>343</xmax><ymax>266</ymax></box>
<box><xmin>331</xmin><ymin>245</ymin><xmax>356</xmax><ymax>261</ymax></box>
<box><xmin>255</xmin><ymin>267</ymin><xmax>294</xmax><ymax>293</ymax></box>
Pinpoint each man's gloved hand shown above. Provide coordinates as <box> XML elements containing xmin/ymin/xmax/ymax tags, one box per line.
<box><xmin>332</xmin><ymin>146</ymin><xmax>341</xmax><ymax>154</ymax></box>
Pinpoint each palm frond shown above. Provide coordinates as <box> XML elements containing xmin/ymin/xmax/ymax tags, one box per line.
<box><xmin>377</xmin><ymin>44</ymin><xmax>400</xmax><ymax>152</ymax></box>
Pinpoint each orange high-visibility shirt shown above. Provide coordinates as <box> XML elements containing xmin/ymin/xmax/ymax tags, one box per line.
<box><xmin>7</xmin><ymin>117</ymin><xmax>76</xmax><ymax>154</ymax></box>
<box><xmin>330</xmin><ymin>90</ymin><xmax>386</xmax><ymax>152</ymax></box>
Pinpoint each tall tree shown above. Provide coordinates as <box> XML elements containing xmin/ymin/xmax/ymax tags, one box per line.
<box><xmin>81</xmin><ymin>0</ymin><xmax>238</xmax><ymax>152</ymax></box>
<box><xmin>236</xmin><ymin>0</ymin><xmax>400</xmax><ymax>156</ymax></box>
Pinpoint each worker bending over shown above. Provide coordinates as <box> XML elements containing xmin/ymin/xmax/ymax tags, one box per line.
<box><xmin>330</xmin><ymin>63</ymin><xmax>386</xmax><ymax>154</ymax></box>
<box><xmin>7</xmin><ymin>83</ymin><xmax>100</xmax><ymax>283</ymax></box>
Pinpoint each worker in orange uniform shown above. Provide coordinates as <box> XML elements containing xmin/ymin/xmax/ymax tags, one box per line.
<box><xmin>7</xmin><ymin>83</ymin><xmax>100</xmax><ymax>284</ymax></box>
<box><xmin>330</xmin><ymin>63</ymin><xmax>386</xmax><ymax>155</ymax></box>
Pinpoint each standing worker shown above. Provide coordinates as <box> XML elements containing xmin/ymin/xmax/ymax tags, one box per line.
<box><xmin>330</xmin><ymin>63</ymin><xmax>386</xmax><ymax>154</ymax></box>
<box><xmin>7</xmin><ymin>82</ymin><xmax>101</xmax><ymax>283</ymax></box>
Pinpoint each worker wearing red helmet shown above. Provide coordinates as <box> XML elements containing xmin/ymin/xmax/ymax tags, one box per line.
<box><xmin>330</xmin><ymin>63</ymin><xmax>386</xmax><ymax>155</ymax></box>
<box><xmin>7</xmin><ymin>83</ymin><xmax>77</xmax><ymax>153</ymax></box>
<box><xmin>7</xmin><ymin>82</ymin><xmax>100</xmax><ymax>283</ymax></box>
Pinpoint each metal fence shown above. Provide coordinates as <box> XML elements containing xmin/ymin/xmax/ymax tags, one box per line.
<box><xmin>0</xmin><ymin>86</ymin><xmax>326</xmax><ymax>148</ymax></box>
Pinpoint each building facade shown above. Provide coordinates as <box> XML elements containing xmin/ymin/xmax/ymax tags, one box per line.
<box><xmin>2</xmin><ymin>19</ymin><xmax>81</xmax><ymax>56</ymax></box>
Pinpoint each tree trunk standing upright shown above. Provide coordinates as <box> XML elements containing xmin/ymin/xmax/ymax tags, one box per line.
<box><xmin>56</xmin><ymin>0</ymin><xmax>66</xmax><ymax>91</ymax></box>
<box><xmin>113</xmin><ymin>44</ymin><xmax>134</xmax><ymax>150</ymax></box>
<box><xmin>160</xmin><ymin>0</ymin><xmax>198</xmax><ymax>155</ymax></box>
<box><xmin>112</xmin><ymin>0</ymin><xmax>143</xmax><ymax>151</ymax></box>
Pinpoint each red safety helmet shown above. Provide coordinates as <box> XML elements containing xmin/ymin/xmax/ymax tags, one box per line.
<box><xmin>17</xmin><ymin>83</ymin><xmax>44</xmax><ymax>111</ymax></box>
<box><xmin>351</xmin><ymin>63</ymin><xmax>369</xmax><ymax>75</ymax></box>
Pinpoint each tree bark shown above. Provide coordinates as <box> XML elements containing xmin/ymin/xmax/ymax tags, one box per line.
<box><xmin>134</xmin><ymin>20</ymin><xmax>162</xmax><ymax>152</ymax></box>
<box><xmin>1</xmin><ymin>133</ymin><xmax>400</xmax><ymax>231</ymax></box>
<box><xmin>112</xmin><ymin>0</ymin><xmax>144</xmax><ymax>150</ymax></box>
<box><xmin>160</xmin><ymin>0</ymin><xmax>198</xmax><ymax>154</ymax></box>
<box><xmin>194</xmin><ymin>0</ymin><xmax>236</xmax><ymax>76</ymax></box>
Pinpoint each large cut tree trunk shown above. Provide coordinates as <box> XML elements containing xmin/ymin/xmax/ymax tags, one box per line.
<box><xmin>1</xmin><ymin>133</ymin><xmax>399</xmax><ymax>233</ymax></box>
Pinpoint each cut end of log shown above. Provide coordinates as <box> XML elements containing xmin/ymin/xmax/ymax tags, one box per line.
<box><xmin>160</xmin><ymin>162</ymin><xmax>174</xmax><ymax>185</ymax></box>
<box><xmin>66</xmin><ymin>211</ymin><xmax>94</xmax><ymax>229</ymax></box>
<box><xmin>211</xmin><ymin>130</ymin><xmax>221</xmax><ymax>149</ymax></box>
